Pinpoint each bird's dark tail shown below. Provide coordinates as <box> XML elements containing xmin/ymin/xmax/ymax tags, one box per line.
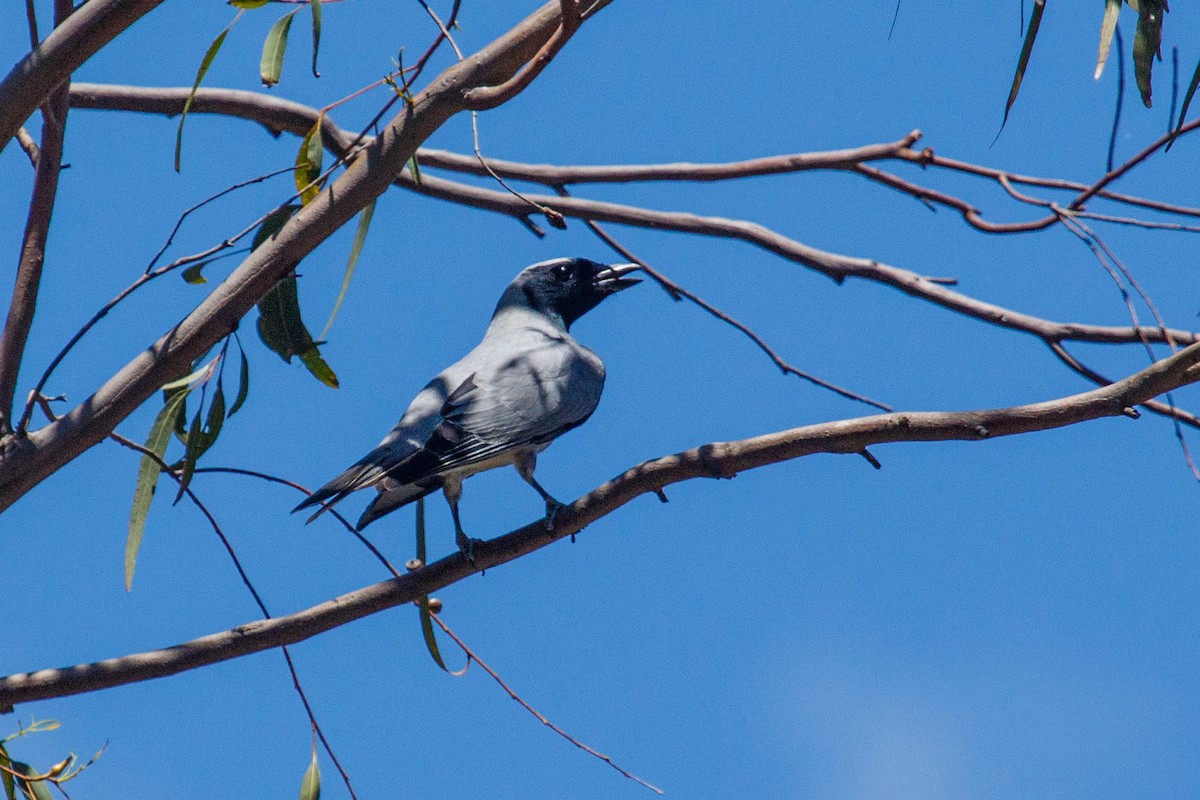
<box><xmin>356</xmin><ymin>481</ymin><xmax>439</xmax><ymax>530</ymax></box>
<box><xmin>293</xmin><ymin>462</ymin><xmax>383</xmax><ymax>523</ymax></box>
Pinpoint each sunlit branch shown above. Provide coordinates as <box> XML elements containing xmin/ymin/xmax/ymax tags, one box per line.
<box><xmin>4</xmin><ymin>340</ymin><xmax>1200</xmax><ymax>709</ymax></box>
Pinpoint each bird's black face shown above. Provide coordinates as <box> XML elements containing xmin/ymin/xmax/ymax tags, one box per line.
<box><xmin>519</xmin><ymin>258</ymin><xmax>641</xmax><ymax>329</ymax></box>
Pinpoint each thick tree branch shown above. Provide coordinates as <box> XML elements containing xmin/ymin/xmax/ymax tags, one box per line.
<box><xmin>3</xmin><ymin>342</ymin><xmax>1200</xmax><ymax>710</ymax></box>
<box><xmin>0</xmin><ymin>0</ymin><xmax>74</xmax><ymax>433</ymax></box>
<box><xmin>0</xmin><ymin>0</ymin><xmax>608</xmax><ymax>512</ymax></box>
<box><xmin>0</xmin><ymin>0</ymin><xmax>168</xmax><ymax>155</ymax></box>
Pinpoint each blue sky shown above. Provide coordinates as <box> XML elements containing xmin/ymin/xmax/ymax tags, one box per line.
<box><xmin>4</xmin><ymin>2</ymin><xmax>1200</xmax><ymax>798</ymax></box>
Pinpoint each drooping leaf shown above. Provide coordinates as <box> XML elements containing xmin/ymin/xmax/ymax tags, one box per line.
<box><xmin>1001</xmin><ymin>0</ymin><xmax>1047</xmax><ymax>131</ymax></box>
<box><xmin>319</xmin><ymin>198</ymin><xmax>375</xmax><ymax>341</ymax></box>
<box><xmin>228</xmin><ymin>348</ymin><xmax>251</xmax><ymax>417</ymax></box>
<box><xmin>205</xmin><ymin>384</ymin><xmax>227</xmax><ymax>449</ymax></box>
<box><xmin>310</xmin><ymin>0</ymin><xmax>323</xmax><ymax>78</ymax></box>
<box><xmin>1166</xmin><ymin>54</ymin><xmax>1200</xmax><ymax>150</ymax></box>
<box><xmin>299</xmin><ymin>348</ymin><xmax>339</xmax><ymax>389</ymax></box>
<box><xmin>295</xmin><ymin>116</ymin><xmax>324</xmax><ymax>205</ymax></box>
<box><xmin>161</xmin><ymin>364</ymin><xmax>211</xmax><ymax>392</ymax></box>
<box><xmin>1</xmin><ymin>743</ymin><xmax>15</xmax><ymax>800</ymax></box>
<box><xmin>10</xmin><ymin>763</ymin><xmax>52</xmax><ymax>800</ymax></box>
<box><xmin>126</xmin><ymin>388</ymin><xmax>189</xmax><ymax>591</ymax></box>
<box><xmin>414</xmin><ymin>498</ymin><xmax>455</xmax><ymax>672</ymax></box>
<box><xmin>181</xmin><ymin>259</ymin><xmax>214</xmax><ymax>284</ymax></box>
<box><xmin>257</xmin><ymin>278</ymin><xmax>340</xmax><ymax>388</ymax></box>
<box><xmin>173</xmin><ymin>407</ymin><xmax>205</xmax><ymax>505</ymax></box>
<box><xmin>298</xmin><ymin>747</ymin><xmax>321</xmax><ymax>800</ymax></box>
<box><xmin>175</xmin><ymin>14</ymin><xmax>241</xmax><ymax>172</ymax></box>
<box><xmin>1133</xmin><ymin>0</ymin><xmax>1165</xmax><ymax>108</ymax></box>
<box><xmin>260</xmin><ymin>8</ymin><xmax>299</xmax><ymax>87</ymax></box>
<box><xmin>1095</xmin><ymin>0</ymin><xmax>1123</xmax><ymax>79</ymax></box>
<box><xmin>229</xmin><ymin>0</ymin><xmax>270</xmax><ymax>8</ymax></box>
<box><xmin>252</xmin><ymin>204</ymin><xmax>300</xmax><ymax>251</ymax></box>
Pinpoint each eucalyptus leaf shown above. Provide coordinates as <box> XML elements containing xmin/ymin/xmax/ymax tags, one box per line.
<box><xmin>257</xmin><ymin>278</ymin><xmax>340</xmax><ymax>388</ymax></box>
<box><xmin>1001</xmin><ymin>0</ymin><xmax>1046</xmax><ymax>131</ymax></box>
<box><xmin>175</xmin><ymin>15</ymin><xmax>240</xmax><ymax>172</ymax></box>
<box><xmin>299</xmin><ymin>748</ymin><xmax>321</xmax><ymax>800</ymax></box>
<box><xmin>319</xmin><ymin>198</ymin><xmax>375</xmax><ymax>341</ymax></box>
<box><xmin>1133</xmin><ymin>0</ymin><xmax>1165</xmax><ymax>107</ymax></box>
<box><xmin>310</xmin><ymin>0</ymin><xmax>323</xmax><ymax>79</ymax></box>
<box><xmin>127</xmin><ymin>388</ymin><xmax>190</xmax><ymax>591</ymax></box>
<box><xmin>228</xmin><ymin>348</ymin><xmax>251</xmax><ymax>417</ymax></box>
<box><xmin>1095</xmin><ymin>0</ymin><xmax>1122</xmax><ymax>79</ymax></box>
<box><xmin>295</xmin><ymin>116</ymin><xmax>324</xmax><ymax>205</ymax></box>
<box><xmin>260</xmin><ymin>8</ymin><xmax>299</xmax><ymax>87</ymax></box>
<box><xmin>229</xmin><ymin>0</ymin><xmax>270</xmax><ymax>8</ymax></box>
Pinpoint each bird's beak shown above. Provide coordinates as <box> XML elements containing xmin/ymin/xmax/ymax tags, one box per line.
<box><xmin>594</xmin><ymin>262</ymin><xmax>642</xmax><ymax>293</ymax></box>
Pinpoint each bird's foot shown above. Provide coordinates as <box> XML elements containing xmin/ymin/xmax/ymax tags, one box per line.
<box><xmin>455</xmin><ymin>531</ymin><xmax>483</xmax><ymax>569</ymax></box>
<box><xmin>543</xmin><ymin>498</ymin><xmax>568</xmax><ymax>531</ymax></box>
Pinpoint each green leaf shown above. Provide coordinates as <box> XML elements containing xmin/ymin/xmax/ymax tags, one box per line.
<box><xmin>407</xmin><ymin>154</ymin><xmax>422</xmax><ymax>186</ymax></box>
<box><xmin>1001</xmin><ymin>0</ymin><xmax>1046</xmax><ymax>131</ymax></box>
<box><xmin>414</xmin><ymin>498</ymin><xmax>450</xmax><ymax>671</ymax></box>
<box><xmin>257</xmin><ymin>278</ymin><xmax>340</xmax><ymax>388</ymax></box>
<box><xmin>1</xmin><ymin>743</ymin><xmax>16</xmax><ymax>800</ymax></box>
<box><xmin>127</xmin><ymin>388</ymin><xmax>190</xmax><ymax>591</ymax></box>
<box><xmin>295</xmin><ymin>116</ymin><xmax>324</xmax><ymax>205</ymax></box>
<box><xmin>252</xmin><ymin>204</ymin><xmax>299</xmax><ymax>251</ymax></box>
<box><xmin>161</xmin><ymin>365</ymin><xmax>211</xmax><ymax>392</ymax></box>
<box><xmin>310</xmin><ymin>0</ymin><xmax>323</xmax><ymax>78</ymax></box>
<box><xmin>1133</xmin><ymin>0</ymin><xmax>1165</xmax><ymax>108</ymax></box>
<box><xmin>229</xmin><ymin>0</ymin><xmax>270</xmax><ymax>8</ymax></box>
<box><xmin>1095</xmin><ymin>0</ymin><xmax>1122</xmax><ymax>79</ymax></box>
<box><xmin>10</xmin><ymin>763</ymin><xmax>52</xmax><ymax>800</ymax></box>
<box><xmin>175</xmin><ymin>15</ymin><xmax>240</xmax><ymax>172</ymax></box>
<box><xmin>298</xmin><ymin>747</ymin><xmax>321</xmax><ymax>800</ymax></box>
<box><xmin>205</xmin><ymin>384</ymin><xmax>227</xmax><ymax>449</ymax></box>
<box><xmin>181</xmin><ymin>260</ymin><xmax>212</xmax><ymax>284</ymax></box>
<box><xmin>173</xmin><ymin>407</ymin><xmax>205</xmax><ymax>505</ymax></box>
<box><xmin>228</xmin><ymin>348</ymin><xmax>251</xmax><ymax>417</ymax></box>
<box><xmin>1166</xmin><ymin>55</ymin><xmax>1200</xmax><ymax>151</ymax></box>
<box><xmin>261</xmin><ymin>8</ymin><xmax>299</xmax><ymax>87</ymax></box>
<box><xmin>299</xmin><ymin>347</ymin><xmax>339</xmax><ymax>389</ymax></box>
<box><xmin>319</xmin><ymin>198</ymin><xmax>375</xmax><ymax>341</ymax></box>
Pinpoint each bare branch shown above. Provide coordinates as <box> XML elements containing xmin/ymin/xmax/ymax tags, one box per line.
<box><xmin>0</xmin><ymin>0</ymin><xmax>74</xmax><ymax>432</ymax></box>
<box><xmin>462</xmin><ymin>0</ymin><xmax>582</xmax><ymax>110</ymax></box>
<box><xmin>64</xmin><ymin>83</ymin><xmax>1200</xmax><ymax>355</ymax></box>
<box><xmin>0</xmin><ymin>0</ymin><xmax>170</xmax><ymax>155</ymax></box>
<box><xmin>4</xmin><ymin>341</ymin><xmax>1200</xmax><ymax>710</ymax></box>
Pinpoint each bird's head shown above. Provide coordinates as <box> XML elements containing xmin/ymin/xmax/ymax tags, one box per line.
<box><xmin>503</xmin><ymin>257</ymin><xmax>641</xmax><ymax>329</ymax></box>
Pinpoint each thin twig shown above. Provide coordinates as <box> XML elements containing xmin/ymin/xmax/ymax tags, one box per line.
<box><xmin>555</xmin><ymin>187</ymin><xmax>892</xmax><ymax>411</ymax></box>
<box><xmin>429</xmin><ymin>612</ymin><xmax>664</xmax><ymax>795</ymax></box>
<box><xmin>105</xmin><ymin>435</ymin><xmax>361</xmax><ymax>800</ymax></box>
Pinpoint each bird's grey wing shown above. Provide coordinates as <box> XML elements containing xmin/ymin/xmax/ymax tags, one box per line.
<box><xmin>292</xmin><ymin>377</ymin><xmax>453</xmax><ymax>517</ymax></box>
<box><xmin>388</xmin><ymin>336</ymin><xmax>605</xmax><ymax>484</ymax></box>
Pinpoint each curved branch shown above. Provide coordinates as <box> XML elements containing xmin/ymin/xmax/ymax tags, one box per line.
<box><xmin>3</xmin><ymin>342</ymin><xmax>1200</xmax><ymax>710</ymax></box>
<box><xmin>0</xmin><ymin>0</ymin><xmax>608</xmax><ymax>512</ymax></box>
<box><xmin>0</xmin><ymin>0</ymin><xmax>168</xmax><ymax>154</ymax></box>
<box><xmin>64</xmin><ymin>83</ymin><xmax>1200</xmax><ymax>352</ymax></box>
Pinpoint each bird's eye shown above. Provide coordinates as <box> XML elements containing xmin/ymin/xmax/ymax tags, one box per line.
<box><xmin>551</xmin><ymin>263</ymin><xmax>574</xmax><ymax>282</ymax></box>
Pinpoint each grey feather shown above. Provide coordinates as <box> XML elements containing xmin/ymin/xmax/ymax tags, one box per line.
<box><xmin>293</xmin><ymin>258</ymin><xmax>639</xmax><ymax>549</ymax></box>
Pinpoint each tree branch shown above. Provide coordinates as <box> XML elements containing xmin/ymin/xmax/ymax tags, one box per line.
<box><xmin>0</xmin><ymin>0</ymin><xmax>169</xmax><ymax>155</ymax></box>
<box><xmin>0</xmin><ymin>0</ymin><xmax>74</xmax><ymax>433</ymax></box>
<box><xmin>0</xmin><ymin>0</ymin><xmax>608</xmax><ymax>512</ymax></box>
<box><xmin>4</xmin><ymin>341</ymin><xmax>1200</xmax><ymax>710</ymax></box>
<box><xmin>64</xmin><ymin>83</ymin><xmax>1200</xmax><ymax>354</ymax></box>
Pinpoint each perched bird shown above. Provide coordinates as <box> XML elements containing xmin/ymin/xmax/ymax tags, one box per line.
<box><xmin>294</xmin><ymin>257</ymin><xmax>640</xmax><ymax>562</ymax></box>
